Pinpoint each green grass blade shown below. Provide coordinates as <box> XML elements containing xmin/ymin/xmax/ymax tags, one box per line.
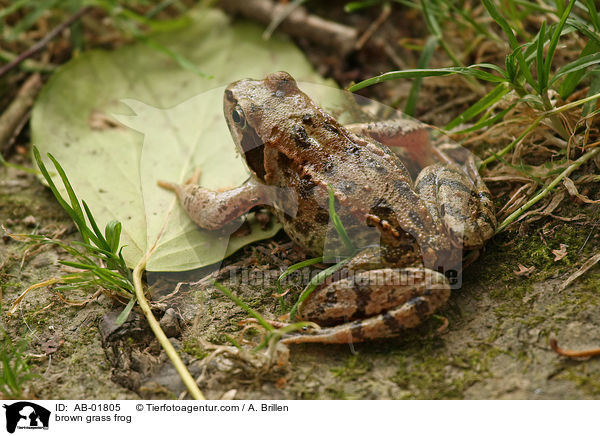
<box><xmin>70</xmin><ymin>241</ymin><xmax>118</xmax><ymax>261</ymax></box>
<box><xmin>390</xmin><ymin>0</ymin><xmax>420</xmax><ymax>8</ymax></box>
<box><xmin>105</xmin><ymin>220</ymin><xmax>122</xmax><ymax>254</ymax></box>
<box><xmin>115</xmin><ymin>297</ymin><xmax>136</xmax><ymax>326</ymax></box>
<box><xmin>405</xmin><ymin>35</ymin><xmax>439</xmax><ymax>116</ymax></box>
<box><xmin>143</xmin><ymin>37</ymin><xmax>212</xmax><ymax>78</ymax></box>
<box><xmin>46</xmin><ymin>153</ymin><xmax>86</xmax><ymax>225</ymax></box>
<box><xmin>1</xmin><ymin>353</ymin><xmax>17</xmax><ymax>393</ymax></box>
<box><xmin>439</xmin><ymin>0</ymin><xmax>499</xmax><ymax>41</ymax></box>
<box><xmin>8</xmin><ymin>0</ymin><xmax>59</xmax><ymax>40</ymax></box>
<box><xmin>421</xmin><ymin>0</ymin><xmax>465</xmax><ymax>68</ymax></box>
<box><xmin>543</xmin><ymin>0</ymin><xmax>576</xmax><ymax>82</ymax></box>
<box><xmin>0</xmin><ymin>153</ymin><xmax>42</xmax><ymax>175</ymax></box>
<box><xmin>505</xmin><ymin>50</ymin><xmax>518</xmax><ymax>83</ymax></box>
<box><xmin>583</xmin><ymin>0</ymin><xmax>599</xmax><ymax>31</ymax></box>
<box><xmin>344</xmin><ymin>0</ymin><xmax>383</xmax><ymax>12</ymax></box>
<box><xmin>0</xmin><ymin>0</ymin><xmax>30</xmax><ymax>19</ymax></box>
<box><xmin>551</xmin><ymin>51</ymin><xmax>600</xmax><ymax>87</ymax></box>
<box><xmin>328</xmin><ymin>185</ymin><xmax>355</xmax><ymax>254</ymax></box>
<box><xmin>59</xmin><ymin>260</ymin><xmax>102</xmax><ymax>271</ymax></box>
<box><xmin>276</xmin><ymin>257</ymin><xmax>324</xmax><ymax>294</ymax></box>
<box><xmin>482</xmin><ymin>0</ymin><xmax>520</xmax><ymax>49</ymax></box>
<box><xmin>214</xmin><ymin>282</ymin><xmax>275</xmax><ymax>332</ymax></box>
<box><xmin>46</xmin><ymin>152</ymin><xmax>102</xmax><ymax>246</ymax></box>
<box><xmin>421</xmin><ymin>0</ymin><xmax>442</xmax><ymax>38</ymax></box>
<box><xmin>583</xmin><ymin>70</ymin><xmax>600</xmax><ymax>116</ymax></box>
<box><xmin>59</xmin><ymin>260</ymin><xmax>132</xmax><ymax>291</ymax></box>
<box><xmin>449</xmin><ymin>103</ymin><xmax>517</xmax><ymax>134</ymax></box>
<box><xmin>444</xmin><ymin>83</ymin><xmax>510</xmax><ymax>130</ymax></box>
<box><xmin>565</xmin><ymin>17</ymin><xmax>600</xmax><ymax>46</ymax></box>
<box><xmin>349</xmin><ymin>64</ymin><xmax>506</xmax><ymax>91</ymax></box>
<box><xmin>289</xmin><ymin>258</ymin><xmax>352</xmax><ymax>320</ymax></box>
<box><xmin>536</xmin><ymin>21</ymin><xmax>548</xmax><ymax>91</ymax></box>
<box><xmin>32</xmin><ymin>148</ymin><xmax>90</xmax><ymax>244</ymax></box>
<box><xmin>510</xmin><ymin>45</ymin><xmax>539</xmax><ymax>92</ymax></box>
<box><xmin>145</xmin><ymin>0</ymin><xmax>179</xmax><ymax>18</ymax></box>
<box><xmin>94</xmin><ymin>0</ymin><xmax>191</xmax><ymax>32</ymax></box>
<box><xmin>558</xmin><ymin>39</ymin><xmax>600</xmax><ymax>97</ymax></box>
<box><xmin>81</xmin><ymin>201</ymin><xmax>109</xmax><ymax>251</ymax></box>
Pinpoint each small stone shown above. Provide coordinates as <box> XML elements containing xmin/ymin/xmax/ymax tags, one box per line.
<box><xmin>159</xmin><ymin>308</ymin><xmax>181</xmax><ymax>338</ymax></box>
<box><xmin>22</xmin><ymin>215</ymin><xmax>37</xmax><ymax>227</ymax></box>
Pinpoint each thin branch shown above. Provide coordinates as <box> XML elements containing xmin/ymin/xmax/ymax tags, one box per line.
<box><xmin>0</xmin><ymin>74</ymin><xmax>42</xmax><ymax>155</ymax></box>
<box><xmin>0</xmin><ymin>6</ymin><xmax>93</xmax><ymax>78</ymax></box>
<box><xmin>219</xmin><ymin>0</ymin><xmax>357</xmax><ymax>55</ymax></box>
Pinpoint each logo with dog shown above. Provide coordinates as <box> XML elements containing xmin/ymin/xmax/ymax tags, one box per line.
<box><xmin>2</xmin><ymin>402</ymin><xmax>50</xmax><ymax>433</ymax></box>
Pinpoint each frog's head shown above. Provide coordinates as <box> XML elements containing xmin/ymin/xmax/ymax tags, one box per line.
<box><xmin>223</xmin><ymin>71</ymin><xmax>305</xmax><ymax>182</ymax></box>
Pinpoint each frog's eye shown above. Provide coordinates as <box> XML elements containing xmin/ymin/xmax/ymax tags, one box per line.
<box><xmin>231</xmin><ymin>105</ymin><xmax>246</xmax><ymax>128</ymax></box>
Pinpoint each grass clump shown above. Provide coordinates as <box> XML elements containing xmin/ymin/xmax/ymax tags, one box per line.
<box><xmin>0</xmin><ymin>327</ymin><xmax>39</xmax><ymax>399</ymax></box>
<box><xmin>5</xmin><ymin>148</ymin><xmax>135</xmax><ymax>323</ymax></box>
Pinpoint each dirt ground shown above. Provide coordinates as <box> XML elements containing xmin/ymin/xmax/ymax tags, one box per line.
<box><xmin>2</xmin><ymin>150</ymin><xmax>600</xmax><ymax>400</ymax></box>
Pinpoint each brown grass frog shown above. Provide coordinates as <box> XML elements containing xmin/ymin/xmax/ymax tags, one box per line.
<box><xmin>159</xmin><ymin>72</ymin><xmax>496</xmax><ymax>344</ymax></box>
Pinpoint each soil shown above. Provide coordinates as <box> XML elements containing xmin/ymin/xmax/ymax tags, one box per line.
<box><xmin>1</xmin><ymin>2</ymin><xmax>600</xmax><ymax>400</ymax></box>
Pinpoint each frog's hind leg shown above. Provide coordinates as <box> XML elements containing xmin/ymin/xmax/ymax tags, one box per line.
<box><xmin>414</xmin><ymin>160</ymin><xmax>496</xmax><ymax>249</ymax></box>
<box><xmin>281</xmin><ymin>267</ymin><xmax>450</xmax><ymax>344</ymax></box>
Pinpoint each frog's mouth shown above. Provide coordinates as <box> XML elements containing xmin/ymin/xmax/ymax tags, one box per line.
<box><xmin>240</xmin><ymin>127</ymin><xmax>266</xmax><ymax>181</ymax></box>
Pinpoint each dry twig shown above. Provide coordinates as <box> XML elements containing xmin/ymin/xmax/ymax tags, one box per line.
<box><xmin>0</xmin><ymin>6</ymin><xmax>92</xmax><ymax>78</ymax></box>
<box><xmin>558</xmin><ymin>252</ymin><xmax>600</xmax><ymax>291</ymax></box>
<box><xmin>0</xmin><ymin>74</ymin><xmax>42</xmax><ymax>154</ymax></box>
<box><xmin>219</xmin><ymin>0</ymin><xmax>357</xmax><ymax>55</ymax></box>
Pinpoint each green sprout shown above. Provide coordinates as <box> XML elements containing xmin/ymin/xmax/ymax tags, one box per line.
<box><xmin>7</xmin><ymin>148</ymin><xmax>135</xmax><ymax>324</ymax></box>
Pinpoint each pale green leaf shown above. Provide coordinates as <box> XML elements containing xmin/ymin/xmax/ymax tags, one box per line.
<box><xmin>31</xmin><ymin>9</ymin><xmax>338</xmax><ymax>272</ymax></box>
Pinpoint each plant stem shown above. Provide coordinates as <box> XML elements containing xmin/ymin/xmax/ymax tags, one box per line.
<box><xmin>496</xmin><ymin>146</ymin><xmax>600</xmax><ymax>232</ymax></box>
<box><xmin>132</xmin><ymin>251</ymin><xmax>205</xmax><ymax>400</ymax></box>
<box><xmin>481</xmin><ymin>91</ymin><xmax>600</xmax><ymax>168</ymax></box>
<box><xmin>541</xmin><ymin>90</ymin><xmax>570</xmax><ymax>139</ymax></box>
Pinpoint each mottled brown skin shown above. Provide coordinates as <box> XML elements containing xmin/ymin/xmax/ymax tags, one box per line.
<box><xmin>159</xmin><ymin>72</ymin><xmax>496</xmax><ymax>344</ymax></box>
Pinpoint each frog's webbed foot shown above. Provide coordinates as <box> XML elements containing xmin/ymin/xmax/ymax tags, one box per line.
<box><xmin>157</xmin><ymin>177</ymin><xmax>271</xmax><ymax>230</ymax></box>
<box><xmin>281</xmin><ymin>267</ymin><xmax>450</xmax><ymax>344</ymax></box>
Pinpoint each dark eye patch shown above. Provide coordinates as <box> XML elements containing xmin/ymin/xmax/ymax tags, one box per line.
<box><xmin>232</xmin><ymin>106</ymin><xmax>244</xmax><ymax>125</ymax></box>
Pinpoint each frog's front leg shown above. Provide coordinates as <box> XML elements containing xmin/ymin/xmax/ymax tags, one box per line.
<box><xmin>281</xmin><ymin>267</ymin><xmax>450</xmax><ymax>344</ymax></box>
<box><xmin>158</xmin><ymin>177</ymin><xmax>272</xmax><ymax>230</ymax></box>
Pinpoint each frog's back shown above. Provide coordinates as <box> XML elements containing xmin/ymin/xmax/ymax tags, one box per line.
<box><xmin>245</xmin><ymin>72</ymin><xmax>445</xmax><ymax>256</ymax></box>
<box><xmin>269</xmin><ymin>121</ymin><xmax>440</xmax><ymax>256</ymax></box>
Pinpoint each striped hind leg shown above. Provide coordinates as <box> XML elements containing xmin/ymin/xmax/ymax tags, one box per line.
<box><xmin>281</xmin><ymin>267</ymin><xmax>450</xmax><ymax>344</ymax></box>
